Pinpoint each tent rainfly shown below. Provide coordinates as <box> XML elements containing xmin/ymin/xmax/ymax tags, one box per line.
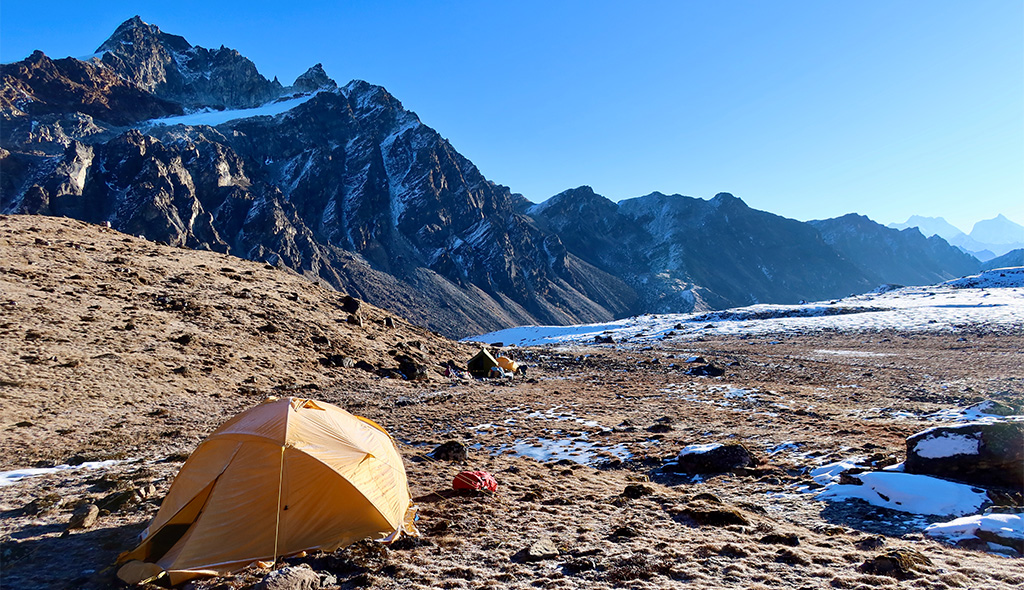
<box><xmin>116</xmin><ymin>397</ymin><xmax>414</xmax><ymax>585</ymax></box>
<box><xmin>467</xmin><ymin>348</ymin><xmax>499</xmax><ymax>377</ymax></box>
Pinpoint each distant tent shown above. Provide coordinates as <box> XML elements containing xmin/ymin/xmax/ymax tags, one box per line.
<box><xmin>496</xmin><ymin>356</ymin><xmax>519</xmax><ymax>373</ymax></box>
<box><xmin>467</xmin><ymin>348</ymin><xmax>498</xmax><ymax>378</ymax></box>
<box><xmin>117</xmin><ymin>397</ymin><xmax>414</xmax><ymax>585</ymax></box>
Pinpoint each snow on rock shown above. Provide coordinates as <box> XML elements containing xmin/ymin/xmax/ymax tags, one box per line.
<box><xmin>911</xmin><ymin>431</ymin><xmax>980</xmax><ymax>459</ymax></box>
<box><xmin>817</xmin><ymin>471</ymin><xmax>988</xmax><ymax>517</ymax></box>
<box><xmin>140</xmin><ymin>92</ymin><xmax>320</xmax><ymax>128</ymax></box>
<box><xmin>904</xmin><ymin>422</ymin><xmax>1024</xmax><ymax>489</ymax></box>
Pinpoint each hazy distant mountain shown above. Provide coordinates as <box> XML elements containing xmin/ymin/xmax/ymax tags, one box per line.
<box><xmin>970</xmin><ymin>214</ymin><xmax>1024</xmax><ymax>247</ymax></box>
<box><xmin>0</xmin><ymin>16</ymin><xmax>989</xmax><ymax>337</ymax></box>
<box><xmin>890</xmin><ymin>213</ymin><xmax>1024</xmax><ymax>261</ymax></box>
<box><xmin>888</xmin><ymin>215</ymin><xmax>965</xmax><ymax>241</ymax></box>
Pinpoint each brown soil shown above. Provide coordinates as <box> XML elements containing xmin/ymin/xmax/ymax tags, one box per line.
<box><xmin>1</xmin><ymin>214</ymin><xmax>1022</xmax><ymax>589</ymax></box>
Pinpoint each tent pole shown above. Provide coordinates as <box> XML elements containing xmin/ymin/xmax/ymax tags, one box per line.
<box><xmin>272</xmin><ymin>445</ymin><xmax>285</xmax><ymax>568</ymax></box>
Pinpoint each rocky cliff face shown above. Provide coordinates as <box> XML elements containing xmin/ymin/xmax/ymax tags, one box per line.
<box><xmin>1</xmin><ymin>17</ymin><xmax>632</xmax><ymax>337</ymax></box>
<box><xmin>95</xmin><ymin>16</ymin><xmax>283</xmax><ymax>109</ymax></box>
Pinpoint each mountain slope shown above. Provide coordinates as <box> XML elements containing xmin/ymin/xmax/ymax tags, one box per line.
<box><xmin>809</xmin><ymin>214</ymin><xmax>981</xmax><ymax>285</ymax></box>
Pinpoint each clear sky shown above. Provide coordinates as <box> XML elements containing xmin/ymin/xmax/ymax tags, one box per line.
<box><xmin>2</xmin><ymin>1</ymin><xmax>1022</xmax><ymax>232</ymax></box>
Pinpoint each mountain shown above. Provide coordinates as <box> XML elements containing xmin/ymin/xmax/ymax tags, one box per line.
<box><xmin>0</xmin><ymin>17</ymin><xmax>988</xmax><ymax>338</ymax></box>
<box><xmin>0</xmin><ymin>17</ymin><xmax>633</xmax><ymax>338</ymax></box>
<box><xmin>970</xmin><ymin>214</ymin><xmax>1024</xmax><ymax>250</ymax></box>
<box><xmin>889</xmin><ymin>214</ymin><xmax>1024</xmax><ymax>260</ymax></box>
<box><xmin>527</xmin><ymin>188</ymin><xmax>979</xmax><ymax>312</ymax></box>
<box><xmin>888</xmin><ymin>215</ymin><xmax>965</xmax><ymax>242</ymax></box>
<box><xmin>809</xmin><ymin>214</ymin><xmax>981</xmax><ymax>286</ymax></box>
<box><xmin>982</xmin><ymin>249</ymin><xmax>1024</xmax><ymax>271</ymax></box>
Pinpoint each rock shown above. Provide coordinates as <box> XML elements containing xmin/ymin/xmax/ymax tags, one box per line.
<box><xmin>594</xmin><ymin>335</ymin><xmax>614</xmax><ymax>344</ymax></box>
<box><xmin>647</xmin><ymin>423</ymin><xmax>672</xmax><ymax>433</ymax></box>
<box><xmin>855</xmin><ymin>536</ymin><xmax>886</xmax><ymax>550</ymax></box>
<box><xmin>673</xmin><ymin>502</ymin><xmax>750</xmax><ymax>527</ymax></box>
<box><xmin>24</xmin><ymin>492</ymin><xmax>63</xmax><ymax>515</ymax></box>
<box><xmin>354</xmin><ymin>360</ymin><xmax>375</xmax><ymax>372</ymax></box>
<box><xmin>321</xmin><ymin>354</ymin><xmax>355</xmax><ymax>368</ymax></box>
<box><xmin>663</xmin><ymin>444</ymin><xmax>756</xmax><ymax>474</ymax></box>
<box><xmin>858</xmin><ymin>548</ymin><xmax>932</xmax><ymax>579</ymax></box>
<box><xmin>905</xmin><ymin>422</ymin><xmax>1023</xmax><ymax>489</ymax></box>
<box><xmin>340</xmin><ymin>295</ymin><xmax>361</xmax><ymax>314</ymax></box>
<box><xmin>255</xmin><ymin>564</ymin><xmax>322</xmax><ymax>590</ymax></box>
<box><xmin>171</xmin><ymin>333</ymin><xmax>193</xmax><ymax>345</ymax></box>
<box><xmin>610</xmin><ymin>526</ymin><xmax>641</xmax><ymax>539</ymax></box>
<box><xmin>759</xmin><ymin>533</ymin><xmax>800</xmax><ymax>546</ymax></box>
<box><xmin>347</xmin><ymin>314</ymin><xmax>363</xmax><ymax>327</ymax></box>
<box><xmin>684</xmin><ymin>363</ymin><xmax>725</xmax><ymax>377</ymax></box>
<box><xmin>523</xmin><ymin>538</ymin><xmax>559</xmax><ymax>561</ymax></box>
<box><xmin>622</xmin><ymin>484</ymin><xmax>654</xmax><ymax>499</ymax></box>
<box><xmin>965</xmin><ymin>400</ymin><xmax>1019</xmax><ymax>416</ymax></box>
<box><xmin>68</xmin><ymin>503</ymin><xmax>99</xmax><ymax>529</ymax></box>
<box><xmin>395</xmin><ymin>354</ymin><xmax>429</xmax><ymax>381</ymax></box>
<box><xmin>384</xmin><ymin>317</ymin><xmax>395</xmax><ymax>328</ymax></box>
<box><xmin>429</xmin><ymin>441</ymin><xmax>468</xmax><ymax>462</ymax></box>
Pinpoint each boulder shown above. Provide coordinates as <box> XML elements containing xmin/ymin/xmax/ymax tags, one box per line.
<box><xmin>255</xmin><ymin>564</ymin><xmax>322</xmax><ymax>590</ymax></box>
<box><xmin>684</xmin><ymin>363</ymin><xmax>725</xmax><ymax>377</ymax></box>
<box><xmin>905</xmin><ymin>422</ymin><xmax>1023</xmax><ymax>489</ymax></box>
<box><xmin>429</xmin><ymin>441</ymin><xmax>468</xmax><ymax>462</ymax></box>
<box><xmin>663</xmin><ymin>443</ymin><xmax>756</xmax><ymax>474</ymax></box>
<box><xmin>339</xmin><ymin>295</ymin><xmax>361</xmax><ymax>314</ymax></box>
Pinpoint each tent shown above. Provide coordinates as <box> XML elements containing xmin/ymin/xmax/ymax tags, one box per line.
<box><xmin>466</xmin><ymin>348</ymin><xmax>498</xmax><ymax>378</ymax></box>
<box><xmin>117</xmin><ymin>397</ymin><xmax>414</xmax><ymax>585</ymax></box>
<box><xmin>496</xmin><ymin>356</ymin><xmax>519</xmax><ymax>374</ymax></box>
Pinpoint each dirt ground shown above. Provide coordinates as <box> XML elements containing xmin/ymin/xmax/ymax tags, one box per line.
<box><xmin>2</xmin><ymin>215</ymin><xmax>1022</xmax><ymax>589</ymax></box>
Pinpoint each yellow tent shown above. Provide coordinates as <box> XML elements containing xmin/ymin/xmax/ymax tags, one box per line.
<box><xmin>496</xmin><ymin>356</ymin><xmax>519</xmax><ymax>373</ymax></box>
<box><xmin>117</xmin><ymin>397</ymin><xmax>413</xmax><ymax>585</ymax></box>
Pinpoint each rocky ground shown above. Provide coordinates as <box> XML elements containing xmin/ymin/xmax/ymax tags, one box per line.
<box><xmin>1</xmin><ymin>215</ymin><xmax>1022</xmax><ymax>589</ymax></box>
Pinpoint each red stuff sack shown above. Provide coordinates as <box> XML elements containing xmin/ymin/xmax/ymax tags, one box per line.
<box><xmin>452</xmin><ymin>470</ymin><xmax>498</xmax><ymax>492</ymax></box>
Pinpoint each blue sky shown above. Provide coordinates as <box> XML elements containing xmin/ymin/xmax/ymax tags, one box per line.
<box><xmin>2</xmin><ymin>1</ymin><xmax>1021</xmax><ymax>232</ymax></box>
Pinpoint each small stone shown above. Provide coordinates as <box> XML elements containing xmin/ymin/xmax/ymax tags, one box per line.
<box><xmin>524</xmin><ymin>538</ymin><xmax>559</xmax><ymax>561</ymax></box>
<box><xmin>347</xmin><ymin>314</ymin><xmax>363</xmax><ymax>327</ymax></box>
<box><xmin>68</xmin><ymin>503</ymin><xmax>99</xmax><ymax>529</ymax></box>
<box><xmin>384</xmin><ymin>317</ymin><xmax>395</xmax><ymax>328</ymax></box>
